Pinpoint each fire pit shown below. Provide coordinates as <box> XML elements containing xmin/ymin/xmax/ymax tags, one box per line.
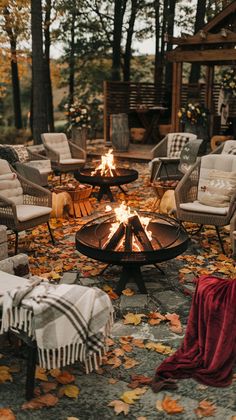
<box><xmin>75</xmin><ymin>149</ymin><xmax>138</xmax><ymax>201</ymax></box>
<box><xmin>76</xmin><ymin>204</ymin><xmax>189</xmax><ymax>294</ymax></box>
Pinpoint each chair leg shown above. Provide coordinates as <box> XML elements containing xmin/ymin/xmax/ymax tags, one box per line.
<box><xmin>14</xmin><ymin>231</ymin><xmax>19</xmax><ymax>255</ymax></box>
<box><xmin>47</xmin><ymin>222</ymin><xmax>55</xmax><ymax>245</ymax></box>
<box><xmin>215</xmin><ymin>226</ymin><xmax>225</xmax><ymax>254</ymax></box>
<box><xmin>25</xmin><ymin>345</ymin><xmax>37</xmax><ymax>400</ymax></box>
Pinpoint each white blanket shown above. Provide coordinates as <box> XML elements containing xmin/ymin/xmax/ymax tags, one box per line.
<box><xmin>1</xmin><ymin>281</ymin><xmax>114</xmax><ymax>372</ymax></box>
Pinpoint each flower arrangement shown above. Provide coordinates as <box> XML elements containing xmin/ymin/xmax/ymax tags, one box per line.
<box><xmin>220</xmin><ymin>68</ymin><xmax>236</xmax><ymax>97</ymax></box>
<box><xmin>178</xmin><ymin>102</ymin><xmax>209</xmax><ymax>126</ymax></box>
<box><xmin>64</xmin><ymin>101</ymin><xmax>91</xmax><ymax>129</ymax></box>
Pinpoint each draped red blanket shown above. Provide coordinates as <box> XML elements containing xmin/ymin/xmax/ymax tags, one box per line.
<box><xmin>152</xmin><ymin>275</ymin><xmax>236</xmax><ymax>390</ymax></box>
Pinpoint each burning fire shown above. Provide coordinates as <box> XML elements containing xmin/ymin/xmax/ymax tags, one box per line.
<box><xmin>91</xmin><ymin>149</ymin><xmax>116</xmax><ymax>177</ymax></box>
<box><xmin>105</xmin><ymin>203</ymin><xmax>152</xmax><ymax>251</ymax></box>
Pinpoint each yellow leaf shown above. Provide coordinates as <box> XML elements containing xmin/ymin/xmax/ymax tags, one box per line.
<box><xmin>0</xmin><ymin>366</ymin><xmax>13</xmax><ymax>383</ymax></box>
<box><xmin>121</xmin><ymin>388</ymin><xmax>147</xmax><ymax>404</ymax></box>
<box><xmin>123</xmin><ymin>313</ymin><xmax>146</xmax><ymax>325</ymax></box>
<box><xmin>108</xmin><ymin>400</ymin><xmax>130</xmax><ymax>415</ymax></box>
<box><xmin>122</xmin><ymin>288</ymin><xmax>135</xmax><ymax>296</ymax></box>
<box><xmin>60</xmin><ymin>384</ymin><xmax>80</xmax><ymax>399</ymax></box>
<box><xmin>156</xmin><ymin>400</ymin><xmax>164</xmax><ymax>411</ymax></box>
<box><xmin>123</xmin><ymin>356</ymin><xmax>140</xmax><ymax>369</ymax></box>
<box><xmin>35</xmin><ymin>366</ymin><xmax>48</xmax><ymax>382</ymax></box>
<box><xmin>103</xmin><ymin>284</ymin><xmax>113</xmax><ymax>292</ymax></box>
<box><xmin>145</xmin><ymin>342</ymin><xmax>173</xmax><ymax>355</ymax></box>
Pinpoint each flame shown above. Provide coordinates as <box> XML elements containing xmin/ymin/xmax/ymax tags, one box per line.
<box><xmin>91</xmin><ymin>149</ymin><xmax>116</xmax><ymax>176</ymax></box>
<box><xmin>106</xmin><ymin>203</ymin><xmax>152</xmax><ymax>251</ymax></box>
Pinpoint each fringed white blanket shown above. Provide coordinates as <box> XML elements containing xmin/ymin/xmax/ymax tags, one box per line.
<box><xmin>1</xmin><ymin>280</ymin><xmax>114</xmax><ymax>373</ymax></box>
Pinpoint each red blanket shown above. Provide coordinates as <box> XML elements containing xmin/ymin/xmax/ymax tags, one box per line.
<box><xmin>152</xmin><ymin>275</ymin><xmax>236</xmax><ymax>391</ymax></box>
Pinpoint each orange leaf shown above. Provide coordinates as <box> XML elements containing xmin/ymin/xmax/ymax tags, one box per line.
<box><xmin>106</xmin><ymin>356</ymin><xmax>122</xmax><ymax>369</ymax></box>
<box><xmin>108</xmin><ymin>378</ymin><xmax>118</xmax><ymax>384</ymax></box>
<box><xmin>148</xmin><ymin>312</ymin><xmax>166</xmax><ymax>321</ymax></box>
<box><xmin>194</xmin><ymin>400</ymin><xmax>217</xmax><ymax>418</ymax></box>
<box><xmin>56</xmin><ymin>371</ymin><xmax>75</xmax><ymax>384</ymax></box>
<box><xmin>35</xmin><ymin>366</ymin><xmax>48</xmax><ymax>382</ymax></box>
<box><xmin>108</xmin><ymin>290</ymin><xmax>119</xmax><ymax>300</ymax></box>
<box><xmin>122</xmin><ymin>288</ymin><xmax>135</xmax><ymax>296</ymax></box>
<box><xmin>113</xmin><ymin>348</ymin><xmax>125</xmax><ymax>357</ymax></box>
<box><xmin>105</xmin><ymin>337</ymin><xmax>115</xmax><ymax>347</ymax></box>
<box><xmin>21</xmin><ymin>393</ymin><xmax>59</xmax><ymax>410</ymax></box>
<box><xmin>148</xmin><ymin>318</ymin><xmax>161</xmax><ymax>326</ymax></box>
<box><xmin>0</xmin><ymin>408</ymin><xmax>16</xmax><ymax>420</ymax></box>
<box><xmin>132</xmin><ymin>338</ymin><xmax>145</xmax><ymax>348</ymax></box>
<box><xmin>158</xmin><ymin>395</ymin><xmax>184</xmax><ymax>414</ymax></box>
<box><xmin>40</xmin><ymin>382</ymin><xmax>57</xmax><ymax>393</ymax></box>
<box><xmin>108</xmin><ymin>400</ymin><xmax>130</xmax><ymax>415</ymax></box>
<box><xmin>121</xmin><ymin>343</ymin><xmax>133</xmax><ymax>352</ymax></box>
<box><xmin>123</xmin><ymin>313</ymin><xmax>146</xmax><ymax>325</ymax></box>
<box><xmin>123</xmin><ymin>356</ymin><xmax>139</xmax><ymax>369</ymax></box>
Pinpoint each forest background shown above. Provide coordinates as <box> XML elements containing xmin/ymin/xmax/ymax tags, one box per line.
<box><xmin>0</xmin><ymin>0</ymin><xmax>231</xmax><ymax>144</ymax></box>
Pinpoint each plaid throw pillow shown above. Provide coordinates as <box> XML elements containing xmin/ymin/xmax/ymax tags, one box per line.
<box><xmin>169</xmin><ymin>135</ymin><xmax>189</xmax><ymax>158</ymax></box>
<box><xmin>10</xmin><ymin>145</ymin><xmax>29</xmax><ymax>162</ymax></box>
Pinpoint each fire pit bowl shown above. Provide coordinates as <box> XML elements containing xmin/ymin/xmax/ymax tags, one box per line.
<box><xmin>75</xmin><ymin>211</ymin><xmax>189</xmax><ymax>294</ymax></box>
<box><xmin>75</xmin><ymin>168</ymin><xmax>138</xmax><ymax>201</ymax></box>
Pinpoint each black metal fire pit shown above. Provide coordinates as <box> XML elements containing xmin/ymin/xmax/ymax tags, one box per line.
<box><xmin>75</xmin><ymin>211</ymin><xmax>189</xmax><ymax>294</ymax></box>
<box><xmin>75</xmin><ymin>168</ymin><xmax>138</xmax><ymax>201</ymax></box>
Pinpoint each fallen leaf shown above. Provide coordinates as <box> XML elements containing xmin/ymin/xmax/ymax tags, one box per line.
<box><xmin>67</xmin><ymin>417</ymin><xmax>80</xmax><ymax>420</ymax></box>
<box><xmin>105</xmin><ymin>337</ymin><xmax>115</xmax><ymax>347</ymax></box>
<box><xmin>156</xmin><ymin>399</ymin><xmax>164</xmax><ymax>411</ymax></box>
<box><xmin>106</xmin><ymin>357</ymin><xmax>122</xmax><ymax>369</ymax></box>
<box><xmin>21</xmin><ymin>393</ymin><xmax>59</xmax><ymax>410</ymax></box>
<box><xmin>159</xmin><ymin>395</ymin><xmax>184</xmax><ymax>414</ymax></box>
<box><xmin>123</xmin><ymin>313</ymin><xmax>146</xmax><ymax>325</ymax></box>
<box><xmin>58</xmin><ymin>384</ymin><xmax>80</xmax><ymax>399</ymax></box>
<box><xmin>113</xmin><ymin>348</ymin><xmax>125</xmax><ymax>357</ymax></box>
<box><xmin>49</xmin><ymin>368</ymin><xmax>61</xmax><ymax>378</ymax></box>
<box><xmin>0</xmin><ymin>366</ymin><xmax>13</xmax><ymax>383</ymax></box>
<box><xmin>148</xmin><ymin>311</ymin><xmax>166</xmax><ymax>321</ymax></box>
<box><xmin>56</xmin><ymin>371</ymin><xmax>75</xmax><ymax>384</ymax></box>
<box><xmin>108</xmin><ymin>400</ymin><xmax>130</xmax><ymax>415</ymax></box>
<box><xmin>108</xmin><ymin>378</ymin><xmax>118</xmax><ymax>384</ymax></box>
<box><xmin>136</xmin><ymin>417</ymin><xmax>147</xmax><ymax>420</ymax></box>
<box><xmin>35</xmin><ymin>366</ymin><xmax>48</xmax><ymax>382</ymax></box>
<box><xmin>40</xmin><ymin>381</ymin><xmax>57</xmax><ymax>393</ymax></box>
<box><xmin>165</xmin><ymin>313</ymin><xmax>183</xmax><ymax>334</ymax></box>
<box><xmin>194</xmin><ymin>400</ymin><xmax>217</xmax><ymax>418</ymax></box>
<box><xmin>108</xmin><ymin>290</ymin><xmax>119</xmax><ymax>300</ymax></box>
<box><xmin>119</xmin><ymin>336</ymin><xmax>133</xmax><ymax>344</ymax></box>
<box><xmin>123</xmin><ymin>356</ymin><xmax>139</xmax><ymax>369</ymax></box>
<box><xmin>121</xmin><ymin>387</ymin><xmax>147</xmax><ymax>404</ymax></box>
<box><xmin>132</xmin><ymin>338</ymin><xmax>145</xmax><ymax>348</ymax></box>
<box><xmin>121</xmin><ymin>343</ymin><xmax>133</xmax><ymax>352</ymax></box>
<box><xmin>130</xmin><ymin>374</ymin><xmax>152</xmax><ymax>386</ymax></box>
<box><xmin>145</xmin><ymin>342</ymin><xmax>173</xmax><ymax>355</ymax></box>
<box><xmin>0</xmin><ymin>408</ymin><xmax>16</xmax><ymax>420</ymax></box>
<box><xmin>122</xmin><ymin>288</ymin><xmax>135</xmax><ymax>296</ymax></box>
<box><xmin>148</xmin><ymin>318</ymin><xmax>161</xmax><ymax>326</ymax></box>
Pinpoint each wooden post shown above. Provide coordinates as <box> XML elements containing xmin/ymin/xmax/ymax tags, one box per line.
<box><xmin>205</xmin><ymin>65</ymin><xmax>214</xmax><ymax>137</ymax></box>
<box><xmin>171</xmin><ymin>62</ymin><xmax>182</xmax><ymax>131</ymax></box>
<box><xmin>103</xmin><ymin>81</ymin><xmax>108</xmax><ymax>143</ymax></box>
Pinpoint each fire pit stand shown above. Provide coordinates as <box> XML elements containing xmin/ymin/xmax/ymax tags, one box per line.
<box><xmin>75</xmin><ymin>168</ymin><xmax>138</xmax><ymax>201</ymax></box>
<box><xmin>75</xmin><ymin>211</ymin><xmax>189</xmax><ymax>294</ymax></box>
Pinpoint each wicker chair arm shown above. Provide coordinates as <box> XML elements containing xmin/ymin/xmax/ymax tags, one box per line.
<box><xmin>68</xmin><ymin>140</ymin><xmax>86</xmax><ymax>160</ymax></box>
<box><xmin>13</xmin><ymin>171</ymin><xmax>52</xmax><ymax>207</ymax></box>
<box><xmin>175</xmin><ymin>161</ymin><xmax>200</xmax><ymax>207</ymax></box>
<box><xmin>15</xmin><ymin>163</ymin><xmax>42</xmax><ymax>186</ymax></box>
<box><xmin>211</xmin><ymin>143</ymin><xmax>224</xmax><ymax>154</ymax></box>
<box><xmin>44</xmin><ymin>144</ymin><xmax>60</xmax><ymax>162</ymax></box>
<box><xmin>27</xmin><ymin>149</ymin><xmax>48</xmax><ymax>161</ymax></box>
<box><xmin>0</xmin><ymin>193</ymin><xmax>17</xmax><ymax>220</ymax></box>
<box><xmin>228</xmin><ymin>191</ymin><xmax>236</xmax><ymax>216</ymax></box>
<box><xmin>151</xmin><ymin>136</ymin><xmax>168</xmax><ymax>158</ymax></box>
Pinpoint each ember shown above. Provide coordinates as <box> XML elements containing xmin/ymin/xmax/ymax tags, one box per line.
<box><xmin>91</xmin><ymin>149</ymin><xmax>117</xmax><ymax>177</ymax></box>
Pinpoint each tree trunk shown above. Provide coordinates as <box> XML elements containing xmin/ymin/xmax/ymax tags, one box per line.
<box><xmin>3</xmin><ymin>7</ymin><xmax>22</xmax><ymax>129</ymax></box>
<box><xmin>112</xmin><ymin>0</ymin><xmax>126</xmax><ymax>81</ymax></box>
<box><xmin>69</xmin><ymin>1</ymin><xmax>76</xmax><ymax>106</ymax></box>
<box><xmin>164</xmin><ymin>0</ymin><xmax>176</xmax><ymax>87</ymax></box>
<box><xmin>10</xmin><ymin>39</ymin><xmax>23</xmax><ymax>129</ymax></box>
<box><xmin>154</xmin><ymin>0</ymin><xmax>163</xmax><ymax>89</ymax></box>
<box><xmin>123</xmin><ymin>0</ymin><xmax>138</xmax><ymax>81</ymax></box>
<box><xmin>189</xmin><ymin>0</ymin><xmax>207</xmax><ymax>85</ymax></box>
<box><xmin>44</xmin><ymin>0</ymin><xmax>54</xmax><ymax>132</ymax></box>
<box><xmin>31</xmin><ymin>0</ymin><xmax>48</xmax><ymax>144</ymax></box>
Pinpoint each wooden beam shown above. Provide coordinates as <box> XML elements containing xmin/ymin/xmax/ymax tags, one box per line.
<box><xmin>166</xmin><ymin>48</ymin><xmax>236</xmax><ymax>62</ymax></box>
<box><xmin>205</xmin><ymin>65</ymin><xmax>214</xmax><ymax>138</ymax></box>
<box><xmin>170</xmin><ymin>31</ymin><xmax>236</xmax><ymax>45</ymax></box>
<box><xmin>200</xmin><ymin>1</ymin><xmax>236</xmax><ymax>33</ymax></box>
<box><xmin>171</xmin><ymin>62</ymin><xmax>182</xmax><ymax>131</ymax></box>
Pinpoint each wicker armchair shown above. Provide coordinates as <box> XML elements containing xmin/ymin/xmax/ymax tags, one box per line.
<box><xmin>211</xmin><ymin>139</ymin><xmax>236</xmax><ymax>155</ymax></box>
<box><xmin>0</xmin><ymin>159</ymin><xmax>54</xmax><ymax>254</ymax></box>
<box><xmin>41</xmin><ymin>133</ymin><xmax>86</xmax><ymax>178</ymax></box>
<box><xmin>150</xmin><ymin>132</ymin><xmax>197</xmax><ymax>181</ymax></box>
<box><xmin>0</xmin><ymin>144</ymin><xmax>52</xmax><ymax>187</ymax></box>
<box><xmin>175</xmin><ymin>154</ymin><xmax>236</xmax><ymax>253</ymax></box>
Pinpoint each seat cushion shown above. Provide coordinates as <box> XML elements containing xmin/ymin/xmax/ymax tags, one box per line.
<box><xmin>180</xmin><ymin>201</ymin><xmax>229</xmax><ymax>215</ymax></box>
<box><xmin>222</xmin><ymin>140</ymin><xmax>236</xmax><ymax>155</ymax></box>
<box><xmin>60</xmin><ymin>158</ymin><xmax>84</xmax><ymax>164</ymax></box>
<box><xmin>16</xmin><ymin>205</ymin><xmax>51</xmax><ymax>222</ymax></box>
<box><xmin>168</xmin><ymin>134</ymin><xmax>189</xmax><ymax>158</ymax></box>
<box><xmin>42</xmin><ymin>133</ymin><xmax>72</xmax><ymax>160</ymax></box>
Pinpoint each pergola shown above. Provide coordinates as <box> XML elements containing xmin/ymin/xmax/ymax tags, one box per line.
<box><xmin>167</xmin><ymin>0</ymin><xmax>236</xmax><ymax>133</ymax></box>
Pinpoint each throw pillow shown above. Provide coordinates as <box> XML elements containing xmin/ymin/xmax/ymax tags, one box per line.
<box><xmin>10</xmin><ymin>145</ymin><xmax>29</xmax><ymax>162</ymax></box>
<box><xmin>199</xmin><ymin>169</ymin><xmax>236</xmax><ymax>207</ymax></box>
<box><xmin>169</xmin><ymin>135</ymin><xmax>189</xmax><ymax>158</ymax></box>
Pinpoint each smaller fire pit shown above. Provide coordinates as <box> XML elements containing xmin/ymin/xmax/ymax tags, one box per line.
<box><xmin>75</xmin><ymin>149</ymin><xmax>138</xmax><ymax>201</ymax></box>
<box><xmin>76</xmin><ymin>204</ymin><xmax>189</xmax><ymax>294</ymax></box>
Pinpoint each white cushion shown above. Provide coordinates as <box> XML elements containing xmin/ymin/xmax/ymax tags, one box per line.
<box><xmin>198</xmin><ymin>155</ymin><xmax>236</xmax><ymax>203</ymax></box>
<box><xmin>42</xmin><ymin>133</ymin><xmax>72</xmax><ymax>160</ymax></box>
<box><xmin>16</xmin><ymin>205</ymin><xmax>52</xmax><ymax>222</ymax></box>
<box><xmin>0</xmin><ymin>159</ymin><xmax>23</xmax><ymax>204</ymax></box>
<box><xmin>222</xmin><ymin>140</ymin><xmax>236</xmax><ymax>154</ymax></box>
<box><xmin>199</xmin><ymin>169</ymin><xmax>236</xmax><ymax>207</ymax></box>
<box><xmin>60</xmin><ymin>158</ymin><xmax>84</xmax><ymax>164</ymax></box>
<box><xmin>180</xmin><ymin>201</ymin><xmax>229</xmax><ymax>215</ymax></box>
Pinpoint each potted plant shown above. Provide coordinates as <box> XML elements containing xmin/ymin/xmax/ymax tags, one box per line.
<box><xmin>64</xmin><ymin>101</ymin><xmax>91</xmax><ymax>149</ymax></box>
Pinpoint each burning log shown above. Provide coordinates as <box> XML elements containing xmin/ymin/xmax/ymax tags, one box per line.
<box><xmin>103</xmin><ymin>222</ymin><xmax>125</xmax><ymax>250</ymax></box>
<box><xmin>124</xmin><ymin>224</ymin><xmax>133</xmax><ymax>252</ymax></box>
<box><xmin>130</xmin><ymin>215</ymin><xmax>154</xmax><ymax>251</ymax></box>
